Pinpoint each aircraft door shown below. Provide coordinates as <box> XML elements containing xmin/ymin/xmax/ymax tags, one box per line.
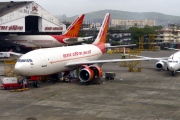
<box><xmin>39</xmin><ymin>54</ymin><xmax>47</xmax><ymax>67</ymax></box>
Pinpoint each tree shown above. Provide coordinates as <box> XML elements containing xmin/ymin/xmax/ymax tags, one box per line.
<box><xmin>129</xmin><ymin>26</ymin><xmax>162</xmax><ymax>43</ymax></box>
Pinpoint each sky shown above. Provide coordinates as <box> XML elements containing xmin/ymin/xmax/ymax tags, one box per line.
<box><xmin>1</xmin><ymin>0</ymin><xmax>180</xmax><ymax>17</ymax></box>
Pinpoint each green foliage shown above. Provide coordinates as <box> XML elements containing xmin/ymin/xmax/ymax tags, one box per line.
<box><xmin>111</xmin><ymin>41</ymin><xmax>120</xmax><ymax>46</ymax></box>
<box><xmin>129</xmin><ymin>25</ymin><xmax>162</xmax><ymax>43</ymax></box>
<box><xmin>153</xmin><ymin>25</ymin><xmax>163</xmax><ymax>30</ymax></box>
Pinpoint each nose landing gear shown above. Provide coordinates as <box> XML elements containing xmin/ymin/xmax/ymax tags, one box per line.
<box><xmin>171</xmin><ymin>71</ymin><xmax>175</xmax><ymax>76</ymax></box>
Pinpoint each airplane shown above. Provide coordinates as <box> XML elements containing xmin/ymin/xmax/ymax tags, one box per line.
<box><xmin>0</xmin><ymin>51</ymin><xmax>10</xmax><ymax>58</ymax></box>
<box><xmin>123</xmin><ymin>47</ymin><xmax>180</xmax><ymax>76</ymax></box>
<box><xmin>14</xmin><ymin>13</ymin><xmax>166</xmax><ymax>84</ymax></box>
<box><xmin>0</xmin><ymin>14</ymin><xmax>92</xmax><ymax>49</ymax></box>
<box><xmin>149</xmin><ymin>49</ymin><xmax>180</xmax><ymax>76</ymax></box>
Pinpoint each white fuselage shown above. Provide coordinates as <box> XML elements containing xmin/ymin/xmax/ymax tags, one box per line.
<box><xmin>14</xmin><ymin>44</ymin><xmax>103</xmax><ymax>76</ymax></box>
<box><xmin>1</xmin><ymin>35</ymin><xmax>68</xmax><ymax>47</ymax></box>
<box><xmin>167</xmin><ymin>51</ymin><xmax>180</xmax><ymax>71</ymax></box>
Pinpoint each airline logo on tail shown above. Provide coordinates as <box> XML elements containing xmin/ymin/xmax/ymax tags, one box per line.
<box><xmin>93</xmin><ymin>13</ymin><xmax>110</xmax><ymax>44</ymax></box>
<box><xmin>93</xmin><ymin>13</ymin><xmax>110</xmax><ymax>54</ymax></box>
<box><xmin>62</xmin><ymin>14</ymin><xmax>85</xmax><ymax>37</ymax></box>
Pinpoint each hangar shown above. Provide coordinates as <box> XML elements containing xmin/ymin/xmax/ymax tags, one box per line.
<box><xmin>0</xmin><ymin>1</ymin><xmax>66</xmax><ymax>35</ymax></box>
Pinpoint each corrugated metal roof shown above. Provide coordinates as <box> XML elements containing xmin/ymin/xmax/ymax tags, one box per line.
<box><xmin>0</xmin><ymin>1</ymin><xmax>33</xmax><ymax>17</ymax></box>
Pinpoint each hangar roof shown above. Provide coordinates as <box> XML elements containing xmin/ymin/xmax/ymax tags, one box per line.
<box><xmin>0</xmin><ymin>1</ymin><xmax>33</xmax><ymax>17</ymax></box>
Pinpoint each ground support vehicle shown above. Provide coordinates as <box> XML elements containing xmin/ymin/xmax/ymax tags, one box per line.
<box><xmin>1</xmin><ymin>77</ymin><xmax>24</xmax><ymax>90</ymax></box>
<box><xmin>105</xmin><ymin>72</ymin><xmax>116</xmax><ymax>80</ymax></box>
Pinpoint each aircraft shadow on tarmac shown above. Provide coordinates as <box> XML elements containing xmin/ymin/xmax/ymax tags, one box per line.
<box><xmin>142</xmin><ymin>66</ymin><xmax>180</xmax><ymax>77</ymax></box>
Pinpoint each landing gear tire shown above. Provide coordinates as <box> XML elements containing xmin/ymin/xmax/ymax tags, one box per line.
<box><xmin>167</xmin><ymin>67</ymin><xmax>169</xmax><ymax>71</ymax></box>
<box><xmin>171</xmin><ymin>71</ymin><xmax>175</xmax><ymax>76</ymax></box>
<box><xmin>33</xmin><ymin>81</ymin><xmax>39</xmax><ymax>88</ymax></box>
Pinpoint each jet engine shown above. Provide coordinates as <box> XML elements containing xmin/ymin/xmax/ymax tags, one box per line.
<box><xmin>78</xmin><ymin>65</ymin><xmax>103</xmax><ymax>82</ymax></box>
<box><xmin>156</xmin><ymin>61</ymin><xmax>164</xmax><ymax>70</ymax></box>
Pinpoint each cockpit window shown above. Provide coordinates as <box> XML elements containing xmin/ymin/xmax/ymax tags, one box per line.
<box><xmin>17</xmin><ymin>59</ymin><xmax>33</xmax><ymax>62</ymax></box>
<box><xmin>21</xmin><ymin>59</ymin><xmax>26</xmax><ymax>62</ymax></box>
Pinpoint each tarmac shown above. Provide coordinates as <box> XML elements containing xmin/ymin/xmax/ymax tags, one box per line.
<box><xmin>0</xmin><ymin>50</ymin><xmax>179</xmax><ymax>120</ymax></box>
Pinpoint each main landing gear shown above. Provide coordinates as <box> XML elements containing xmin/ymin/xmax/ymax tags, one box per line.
<box><xmin>32</xmin><ymin>81</ymin><xmax>39</xmax><ymax>88</ymax></box>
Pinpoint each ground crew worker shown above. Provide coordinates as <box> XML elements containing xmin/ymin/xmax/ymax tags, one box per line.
<box><xmin>122</xmin><ymin>54</ymin><xmax>126</xmax><ymax>59</ymax></box>
<box><xmin>23</xmin><ymin>77</ymin><xmax>27</xmax><ymax>88</ymax></box>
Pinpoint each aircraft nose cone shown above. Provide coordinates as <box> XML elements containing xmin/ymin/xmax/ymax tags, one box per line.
<box><xmin>14</xmin><ymin>63</ymin><xmax>24</xmax><ymax>75</ymax></box>
<box><xmin>168</xmin><ymin>64</ymin><xmax>177</xmax><ymax>71</ymax></box>
<box><xmin>169</xmin><ymin>67</ymin><xmax>173</xmax><ymax>71</ymax></box>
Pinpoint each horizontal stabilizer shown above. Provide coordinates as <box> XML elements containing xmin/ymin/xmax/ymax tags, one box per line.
<box><xmin>77</xmin><ymin>36</ymin><xmax>94</xmax><ymax>41</ymax></box>
<box><xmin>9</xmin><ymin>51</ymin><xmax>23</xmax><ymax>56</ymax></box>
<box><xmin>64</xmin><ymin>36</ymin><xmax>94</xmax><ymax>43</ymax></box>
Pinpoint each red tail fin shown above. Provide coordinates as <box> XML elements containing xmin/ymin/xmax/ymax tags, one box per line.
<box><xmin>62</xmin><ymin>14</ymin><xmax>85</xmax><ymax>37</ymax></box>
<box><xmin>93</xmin><ymin>13</ymin><xmax>110</xmax><ymax>44</ymax></box>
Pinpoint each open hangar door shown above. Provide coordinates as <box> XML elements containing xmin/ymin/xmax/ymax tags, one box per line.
<box><xmin>25</xmin><ymin>16</ymin><xmax>39</xmax><ymax>33</ymax></box>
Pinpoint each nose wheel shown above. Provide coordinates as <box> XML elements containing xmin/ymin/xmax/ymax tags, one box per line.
<box><xmin>171</xmin><ymin>71</ymin><xmax>175</xmax><ymax>76</ymax></box>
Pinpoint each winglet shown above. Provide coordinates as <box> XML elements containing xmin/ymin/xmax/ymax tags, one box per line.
<box><xmin>93</xmin><ymin>13</ymin><xmax>110</xmax><ymax>44</ymax></box>
<box><xmin>62</xmin><ymin>14</ymin><xmax>85</xmax><ymax>37</ymax></box>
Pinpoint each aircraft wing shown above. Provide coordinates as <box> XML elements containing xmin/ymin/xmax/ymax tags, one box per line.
<box><xmin>124</xmin><ymin>54</ymin><xmax>168</xmax><ymax>63</ymax></box>
<box><xmin>65</xmin><ymin>57</ymin><xmax>168</xmax><ymax>67</ymax></box>
<box><xmin>64</xmin><ymin>36</ymin><xmax>94</xmax><ymax>44</ymax></box>
<box><xmin>107</xmin><ymin>44</ymin><xmax>136</xmax><ymax>48</ymax></box>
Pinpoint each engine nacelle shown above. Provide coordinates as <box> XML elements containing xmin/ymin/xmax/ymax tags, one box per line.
<box><xmin>78</xmin><ymin>65</ymin><xmax>102</xmax><ymax>82</ymax></box>
<box><xmin>156</xmin><ymin>61</ymin><xmax>164</xmax><ymax>70</ymax></box>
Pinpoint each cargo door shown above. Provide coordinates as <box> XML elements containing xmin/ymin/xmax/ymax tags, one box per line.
<box><xmin>39</xmin><ymin>54</ymin><xmax>47</xmax><ymax>67</ymax></box>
